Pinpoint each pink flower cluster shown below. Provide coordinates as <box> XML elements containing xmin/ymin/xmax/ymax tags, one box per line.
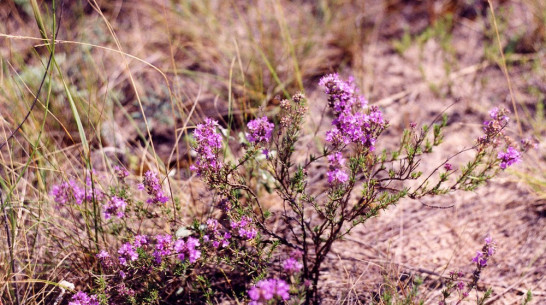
<box><xmin>50</xmin><ymin>180</ymin><xmax>84</xmax><ymax>207</ymax></box>
<box><xmin>190</xmin><ymin>118</ymin><xmax>223</xmax><ymax>175</ymax></box>
<box><xmin>444</xmin><ymin>270</ymin><xmax>468</xmax><ymax>299</ymax></box>
<box><xmin>246</xmin><ymin>116</ymin><xmax>274</xmax><ymax>144</ymax></box>
<box><xmin>320</xmin><ymin>74</ymin><xmax>386</xmax><ymax>151</ymax></box>
<box><xmin>153</xmin><ymin>234</ymin><xmax>173</xmax><ymax>263</ymax></box>
<box><xmin>205</xmin><ymin>218</ymin><xmax>231</xmax><ymax>248</ymax></box>
<box><xmin>497</xmin><ymin>146</ymin><xmax>521</xmax><ymax>170</ymax></box>
<box><xmin>327</xmin><ymin>152</ymin><xmax>348</xmax><ymax>185</ymax></box>
<box><xmin>247</xmin><ymin>278</ymin><xmax>290</xmax><ymax>305</ymax></box>
<box><xmin>478</xmin><ymin>107</ymin><xmax>510</xmax><ymax>147</ymax></box>
<box><xmin>319</xmin><ymin>74</ymin><xmax>363</xmax><ymax>114</ymax></box>
<box><xmin>118</xmin><ymin>242</ymin><xmax>139</xmax><ymax>266</ymax></box>
<box><xmin>477</xmin><ymin>107</ymin><xmax>525</xmax><ymax>170</ymax></box>
<box><xmin>174</xmin><ymin>237</ymin><xmax>201</xmax><ymax>263</ymax></box>
<box><xmin>140</xmin><ymin>171</ymin><xmax>169</xmax><ymax>205</ymax></box>
<box><xmin>282</xmin><ymin>249</ymin><xmax>303</xmax><ymax>274</ymax></box>
<box><xmin>472</xmin><ymin>236</ymin><xmax>495</xmax><ymax>267</ymax></box>
<box><xmin>68</xmin><ymin>291</ymin><xmax>99</xmax><ymax>305</ymax></box>
<box><xmin>113</xmin><ymin>165</ymin><xmax>129</xmax><ymax>180</ymax></box>
<box><xmin>103</xmin><ymin>233</ymin><xmax>201</xmax><ymax>267</ymax></box>
<box><xmin>50</xmin><ymin>176</ymin><xmax>104</xmax><ymax>208</ymax></box>
<box><xmin>103</xmin><ymin>196</ymin><xmax>127</xmax><ymax>219</ymax></box>
<box><xmin>231</xmin><ymin>216</ymin><xmax>257</xmax><ymax>240</ymax></box>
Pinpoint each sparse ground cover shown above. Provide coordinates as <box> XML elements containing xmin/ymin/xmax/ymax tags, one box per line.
<box><xmin>0</xmin><ymin>0</ymin><xmax>544</xmax><ymax>304</ymax></box>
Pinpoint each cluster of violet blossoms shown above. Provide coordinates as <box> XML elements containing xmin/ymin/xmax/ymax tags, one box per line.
<box><xmin>327</xmin><ymin>152</ymin><xmax>348</xmax><ymax>184</ymax></box>
<box><xmin>50</xmin><ymin>180</ymin><xmax>84</xmax><ymax>207</ymax></box>
<box><xmin>440</xmin><ymin>237</ymin><xmax>497</xmax><ymax>305</ymax></box>
<box><xmin>68</xmin><ymin>291</ymin><xmax>99</xmax><ymax>305</ymax></box>
<box><xmin>231</xmin><ymin>216</ymin><xmax>258</xmax><ymax>240</ymax></box>
<box><xmin>477</xmin><ymin>107</ymin><xmax>523</xmax><ymax>170</ymax></box>
<box><xmin>113</xmin><ymin>165</ymin><xmax>130</xmax><ymax>180</ymax></box>
<box><xmin>479</xmin><ymin>107</ymin><xmax>510</xmax><ymax>147</ymax></box>
<box><xmin>319</xmin><ymin>74</ymin><xmax>387</xmax><ymax>186</ymax></box>
<box><xmin>139</xmin><ymin>170</ymin><xmax>169</xmax><ymax>205</ymax></box>
<box><xmin>247</xmin><ymin>116</ymin><xmax>275</xmax><ymax>157</ymax></box>
<box><xmin>118</xmin><ymin>242</ymin><xmax>139</xmax><ymax>266</ymax></box>
<box><xmin>190</xmin><ymin>118</ymin><xmax>223</xmax><ymax>175</ymax></box>
<box><xmin>205</xmin><ymin>218</ymin><xmax>231</xmax><ymax>248</ymax></box>
<box><xmin>50</xmin><ymin>175</ymin><xmax>104</xmax><ymax>208</ymax></box>
<box><xmin>174</xmin><ymin>236</ymin><xmax>201</xmax><ymax>263</ymax></box>
<box><xmin>497</xmin><ymin>146</ymin><xmax>521</xmax><ymax>170</ymax></box>
<box><xmin>247</xmin><ymin>116</ymin><xmax>274</xmax><ymax>144</ymax></box>
<box><xmin>247</xmin><ymin>278</ymin><xmax>290</xmax><ymax>305</ymax></box>
<box><xmin>103</xmin><ymin>196</ymin><xmax>127</xmax><ymax>219</ymax></box>
<box><xmin>98</xmin><ymin>233</ymin><xmax>201</xmax><ymax>268</ymax></box>
<box><xmin>472</xmin><ymin>236</ymin><xmax>495</xmax><ymax>267</ymax></box>
<box><xmin>153</xmin><ymin>234</ymin><xmax>173</xmax><ymax>263</ymax></box>
<box><xmin>282</xmin><ymin>249</ymin><xmax>303</xmax><ymax>274</ymax></box>
<box><xmin>319</xmin><ymin>73</ymin><xmax>386</xmax><ymax>150</ymax></box>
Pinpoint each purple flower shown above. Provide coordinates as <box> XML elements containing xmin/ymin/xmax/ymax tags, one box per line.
<box><xmin>221</xmin><ymin>232</ymin><xmax>231</xmax><ymax>247</ymax></box>
<box><xmin>498</xmin><ymin>146</ymin><xmax>521</xmax><ymax>169</ymax></box>
<box><xmin>456</xmin><ymin>281</ymin><xmax>465</xmax><ymax>291</ymax></box>
<box><xmin>283</xmin><ymin>257</ymin><xmax>303</xmax><ymax>274</ymax></box>
<box><xmin>50</xmin><ymin>180</ymin><xmax>84</xmax><ymax>207</ymax></box>
<box><xmin>190</xmin><ymin>118</ymin><xmax>224</xmax><ymax>175</ymax></box>
<box><xmin>444</xmin><ymin>163</ymin><xmax>453</xmax><ymax>171</ymax></box>
<box><xmin>206</xmin><ymin>218</ymin><xmax>231</xmax><ymax>248</ymax></box>
<box><xmin>83</xmin><ymin>174</ymin><xmax>105</xmax><ymax>202</ymax></box>
<box><xmin>174</xmin><ymin>237</ymin><xmax>201</xmax><ymax>263</ymax></box>
<box><xmin>133</xmin><ymin>235</ymin><xmax>148</xmax><ymax>248</ymax></box>
<box><xmin>141</xmin><ymin>171</ymin><xmax>169</xmax><ymax>205</ymax></box>
<box><xmin>327</xmin><ymin>152</ymin><xmax>348</xmax><ymax>184</ymax></box>
<box><xmin>325</xmin><ymin>127</ymin><xmax>350</xmax><ymax>146</ymax></box>
<box><xmin>114</xmin><ymin>165</ymin><xmax>130</xmax><ymax>179</ymax></box>
<box><xmin>96</xmin><ymin>250</ymin><xmax>112</xmax><ymax>268</ymax></box>
<box><xmin>118</xmin><ymin>242</ymin><xmax>138</xmax><ymax>266</ymax></box>
<box><xmin>68</xmin><ymin>291</ymin><xmax>99</xmax><ymax>305</ymax></box>
<box><xmin>472</xmin><ymin>251</ymin><xmax>483</xmax><ymax>263</ymax></box>
<box><xmin>207</xmin><ymin>218</ymin><xmax>219</xmax><ymax>232</ymax></box>
<box><xmin>320</xmin><ymin>74</ymin><xmax>386</xmax><ymax>151</ymax></box>
<box><xmin>97</xmin><ymin>250</ymin><xmax>110</xmax><ymax>260</ymax></box>
<box><xmin>472</xmin><ymin>251</ymin><xmax>488</xmax><ymax>267</ymax></box>
<box><xmin>103</xmin><ymin>196</ymin><xmax>127</xmax><ymax>219</ymax></box>
<box><xmin>489</xmin><ymin>107</ymin><xmax>509</xmax><ymax>122</ymax></box>
<box><xmin>484</xmin><ymin>237</ymin><xmax>495</xmax><ymax>256</ymax></box>
<box><xmin>153</xmin><ymin>234</ymin><xmax>173</xmax><ymax>263</ymax></box>
<box><xmin>185</xmin><ymin>237</ymin><xmax>201</xmax><ymax>263</ymax></box>
<box><xmin>319</xmin><ymin>73</ymin><xmax>359</xmax><ymax>114</ymax></box>
<box><xmin>246</xmin><ymin>116</ymin><xmax>274</xmax><ymax>144</ymax></box>
<box><xmin>248</xmin><ymin>278</ymin><xmax>290</xmax><ymax>304</ymax></box>
<box><xmin>231</xmin><ymin>216</ymin><xmax>257</xmax><ymax>240</ymax></box>
<box><xmin>478</xmin><ymin>107</ymin><xmax>510</xmax><ymax>147</ymax></box>
<box><xmin>487</xmin><ymin>246</ymin><xmax>495</xmax><ymax>256</ymax></box>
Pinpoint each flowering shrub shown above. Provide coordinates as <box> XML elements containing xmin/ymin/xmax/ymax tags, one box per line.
<box><xmin>49</xmin><ymin>74</ymin><xmax>532</xmax><ymax>304</ymax></box>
